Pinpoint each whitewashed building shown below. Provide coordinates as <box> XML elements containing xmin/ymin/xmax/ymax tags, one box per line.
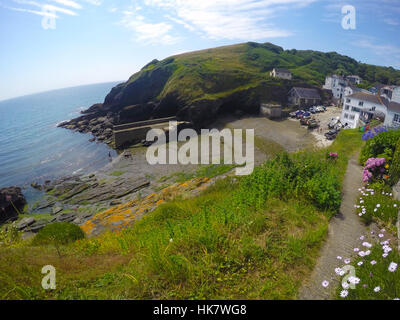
<box><xmin>270</xmin><ymin>68</ymin><xmax>292</xmax><ymax>80</ymax></box>
<box><xmin>384</xmin><ymin>101</ymin><xmax>400</xmax><ymax>129</ymax></box>
<box><xmin>344</xmin><ymin>85</ymin><xmax>370</xmax><ymax>97</ymax></box>
<box><xmin>346</xmin><ymin>75</ymin><xmax>362</xmax><ymax>85</ymax></box>
<box><xmin>384</xmin><ymin>87</ymin><xmax>400</xmax><ymax>128</ymax></box>
<box><xmin>392</xmin><ymin>87</ymin><xmax>400</xmax><ymax>103</ymax></box>
<box><xmin>341</xmin><ymin>92</ymin><xmax>387</xmax><ymax>128</ymax></box>
<box><xmin>323</xmin><ymin>75</ymin><xmax>347</xmax><ymax>99</ymax></box>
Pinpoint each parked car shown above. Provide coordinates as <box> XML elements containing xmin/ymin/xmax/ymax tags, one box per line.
<box><xmin>334</xmin><ymin>122</ymin><xmax>343</xmax><ymax>131</ymax></box>
<box><xmin>296</xmin><ymin>110</ymin><xmax>305</xmax><ymax>119</ymax></box>
<box><xmin>325</xmin><ymin>129</ymin><xmax>338</xmax><ymax>140</ymax></box>
<box><xmin>300</xmin><ymin>117</ymin><xmax>309</xmax><ymax>126</ymax></box>
<box><xmin>307</xmin><ymin>119</ymin><xmax>319</xmax><ymax>129</ymax></box>
<box><xmin>328</xmin><ymin>117</ymin><xmax>340</xmax><ymax>129</ymax></box>
<box><xmin>289</xmin><ymin>112</ymin><xmax>297</xmax><ymax>118</ymax></box>
<box><xmin>316</xmin><ymin>106</ymin><xmax>325</xmax><ymax>113</ymax></box>
<box><xmin>309</xmin><ymin>106</ymin><xmax>317</xmax><ymax>114</ymax></box>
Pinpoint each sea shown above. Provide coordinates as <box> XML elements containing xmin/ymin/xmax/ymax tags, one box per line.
<box><xmin>0</xmin><ymin>82</ymin><xmax>119</xmax><ymax>202</ymax></box>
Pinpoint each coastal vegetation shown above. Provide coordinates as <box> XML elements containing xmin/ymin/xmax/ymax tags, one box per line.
<box><xmin>334</xmin><ymin>127</ymin><xmax>400</xmax><ymax>300</ymax></box>
<box><xmin>0</xmin><ymin>129</ymin><xmax>363</xmax><ymax>300</ymax></box>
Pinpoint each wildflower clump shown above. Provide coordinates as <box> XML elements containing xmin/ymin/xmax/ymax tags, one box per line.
<box><xmin>334</xmin><ymin>230</ymin><xmax>400</xmax><ymax>300</ymax></box>
<box><xmin>354</xmin><ymin>185</ymin><xmax>399</xmax><ymax>226</ymax></box>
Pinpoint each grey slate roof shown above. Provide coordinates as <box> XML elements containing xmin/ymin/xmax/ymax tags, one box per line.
<box><xmin>274</xmin><ymin>68</ymin><xmax>291</xmax><ymax>74</ymax></box>
<box><xmin>291</xmin><ymin>87</ymin><xmax>321</xmax><ymax>100</ymax></box>
<box><xmin>346</xmin><ymin>92</ymin><xmax>385</xmax><ymax>105</ymax></box>
<box><xmin>388</xmin><ymin>101</ymin><xmax>400</xmax><ymax>113</ymax></box>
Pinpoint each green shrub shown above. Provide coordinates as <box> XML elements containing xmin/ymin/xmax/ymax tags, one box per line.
<box><xmin>237</xmin><ymin>152</ymin><xmax>342</xmax><ymax>212</ymax></box>
<box><xmin>388</xmin><ymin>138</ymin><xmax>400</xmax><ymax>186</ymax></box>
<box><xmin>360</xmin><ymin>130</ymin><xmax>400</xmax><ymax>165</ymax></box>
<box><xmin>32</xmin><ymin>223</ymin><xmax>85</xmax><ymax>246</ymax></box>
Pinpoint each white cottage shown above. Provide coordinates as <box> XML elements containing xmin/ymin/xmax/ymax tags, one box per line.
<box><xmin>346</xmin><ymin>75</ymin><xmax>362</xmax><ymax>85</ymax></box>
<box><xmin>341</xmin><ymin>92</ymin><xmax>387</xmax><ymax>128</ymax></box>
<box><xmin>270</xmin><ymin>68</ymin><xmax>292</xmax><ymax>80</ymax></box>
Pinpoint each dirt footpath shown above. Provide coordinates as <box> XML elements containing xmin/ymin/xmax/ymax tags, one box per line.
<box><xmin>298</xmin><ymin>154</ymin><xmax>367</xmax><ymax>300</ymax></box>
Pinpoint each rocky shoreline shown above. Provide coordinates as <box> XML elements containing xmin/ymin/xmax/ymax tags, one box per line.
<box><xmin>58</xmin><ymin>109</ymin><xmax>116</xmax><ymax>146</ymax></box>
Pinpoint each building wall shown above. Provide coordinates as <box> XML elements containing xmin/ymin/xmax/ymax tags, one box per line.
<box><xmin>392</xmin><ymin>87</ymin><xmax>400</xmax><ymax>103</ymax></box>
<box><xmin>384</xmin><ymin>109</ymin><xmax>400</xmax><ymax>128</ymax></box>
<box><xmin>323</xmin><ymin>76</ymin><xmax>346</xmax><ymax>99</ymax></box>
<box><xmin>341</xmin><ymin>97</ymin><xmax>386</xmax><ymax>129</ymax></box>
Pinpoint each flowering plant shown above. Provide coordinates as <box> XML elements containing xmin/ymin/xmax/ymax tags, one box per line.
<box><xmin>362</xmin><ymin>158</ymin><xmax>387</xmax><ymax>183</ymax></box>
<box><xmin>361</xmin><ymin>126</ymin><xmax>388</xmax><ymax>141</ymax></box>
<box><xmin>327</xmin><ymin>152</ymin><xmax>338</xmax><ymax>159</ymax></box>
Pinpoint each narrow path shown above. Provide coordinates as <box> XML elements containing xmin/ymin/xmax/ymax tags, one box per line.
<box><xmin>298</xmin><ymin>154</ymin><xmax>367</xmax><ymax>300</ymax></box>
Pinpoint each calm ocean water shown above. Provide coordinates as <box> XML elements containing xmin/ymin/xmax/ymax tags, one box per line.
<box><xmin>0</xmin><ymin>82</ymin><xmax>119</xmax><ymax>200</ymax></box>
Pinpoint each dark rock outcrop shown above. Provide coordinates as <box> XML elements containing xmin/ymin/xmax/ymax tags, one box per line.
<box><xmin>0</xmin><ymin>187</ymin><xmax>26</xmax><ymax>224</ymax></box>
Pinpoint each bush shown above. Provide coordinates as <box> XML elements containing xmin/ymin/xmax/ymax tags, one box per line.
<box><xmin>388</xmin><ymin>138</ymin><xmax>400</xmax><ymax>186</ymax></box>
<box><xmin>360</xmin><ymin>130</ymin><xmax>400</xmax><ymax>165</ymax></box>
<box><xmin>33</xmin><ymin>223</ymin><xmax>85</xmax><ymax>246</ymax></box>
<box><xmin>237</xmin><ymin>152</ymin><xmax>342</xmax><ymax>212</ymax></box>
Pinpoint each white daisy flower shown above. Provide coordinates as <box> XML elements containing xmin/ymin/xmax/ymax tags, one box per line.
<box><xmin>389</xmin><ymin>262</ymin><xmax>398</xmax><ymax>272</ymax></box>
<box><xmin>362</xmin><ymin>242</ymin><xmax>372</xmax><ymax>248</ymax></box>
<box><xmin>322</xmin><ymin>280</ymin><xmax>330</xmax><ymax>288</ymax></box>
<box><xmin>374</xmin><ymin>286</ymin><xmax>381</xmax><ymax>292</ymax></box>
<box><xmin>340</xmin><ymin>290</ymin><xmax>349</xmax><ymax>298</ymax></box>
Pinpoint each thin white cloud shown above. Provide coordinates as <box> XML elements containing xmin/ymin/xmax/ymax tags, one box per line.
<box><xmin>0</xmin><ymin>3</ymin><xmax>58</xmax><ymax>17</ymax></box>
<box><xmin>383</xmin><ymin>18</ymin><xmax>399</xmax><ymax>26</ymax></box>
<box><xmin>140</xmin><ymin>0</ymin><xmax>317</xmax><ymax>41</ymax></box>
<box><xmin>353</xmin><ymin>38</ymin><xmax>400</xmax><ymax>69</ymax></box>
<box><xmin>121</xmin><ymin>13</ymin><xmax>181</xmax><ymax>45</ymax></box>
<box><xmin>49</xmin><ymin>0</ymin><xmax>81</xmax><ymax>9</ymax></box>
<box><xmin>9</xmin><ymin>0</ymin><xmax>78</xmax><ymax>16</ymax></box>
<box><xmin>3</xmin><ymin>0</ymin><xmax>102</xmax><ymax>18</ymax></box>
<box><xmin>82</xmin><ymin>0</ymin><xmax>102</xmax><ymax>5</ymax></box>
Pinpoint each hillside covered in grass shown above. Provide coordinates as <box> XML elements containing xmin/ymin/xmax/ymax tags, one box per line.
<box><xmin>62</xmin><ymin>42</ymin><xmax>400</xmax><ymax>129</ymax></box>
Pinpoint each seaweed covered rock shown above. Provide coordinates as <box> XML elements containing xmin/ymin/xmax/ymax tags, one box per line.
<box><xmin>0</xmin><ymin>187</ymin><xmax>26</xmax><ymax>224</ymax></box>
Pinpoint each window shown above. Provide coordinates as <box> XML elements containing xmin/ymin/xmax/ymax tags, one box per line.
<box><xmin>351</xmin><ymin>107</ymin><xmax>361</xmax><ymax>113</ymax></box>
<box><xmin>345</xmin><ymin>105</ymin><xmax>350</xmax><ymax>110</ymax></box>
<box><xmin>350</xmin><ymin>115</ymin><xmax>355</xmax><ymax>120</ymax></box>
<box><xmin>346</xmin><ymin>98</ymin><xmax>351</xmax><ymax>103</ymax></box>
<box><xmin>344</xmin><ymin>113</ymin><xmax>349</xmax><ymax>119</ymax></box>
<box><xmin>371</xmin><ymin>106</ymin><xmax>376</xmax><ymax>111</ymax></box>
<box><xmin>394</xmin><ymin>114</ymin><xmax>400</xmax><ymax>123</ymax></box>
<box><xmin>358</xmin><ymin>101</ymin><xmax>364</xmax><ymax>106</ymax></box>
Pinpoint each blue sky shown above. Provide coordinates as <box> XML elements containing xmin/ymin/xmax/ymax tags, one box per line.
<box><xmin>0</xmin><ymin>0</ymin><xmax>399</xmax><ymax>101</ymax></box>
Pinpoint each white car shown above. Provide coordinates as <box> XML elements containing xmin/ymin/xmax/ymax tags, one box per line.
<box><xmin>328</xmin><ymin>117</ymin><xmax>340</xmax><ymax>129</ymax></box>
